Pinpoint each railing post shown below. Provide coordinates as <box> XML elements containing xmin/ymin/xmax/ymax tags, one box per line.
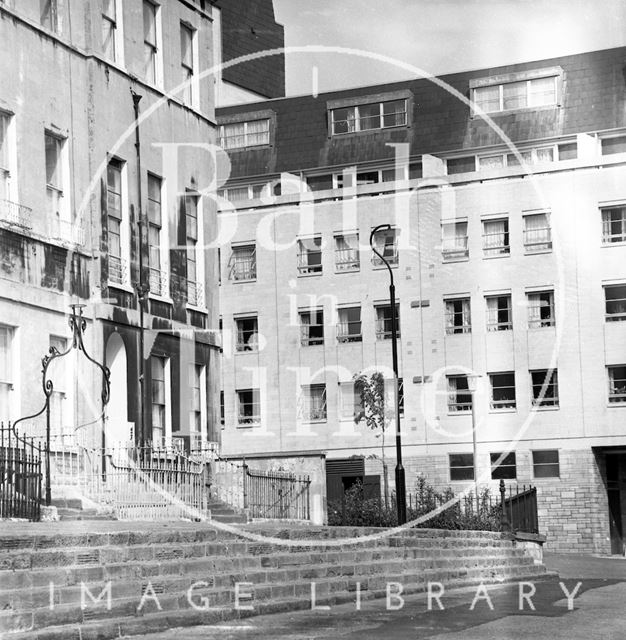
<box><xmin>499</xmin><ymin>479</ymin><xmax>510</xmax><ymax>532</ymax></box>
<box><xmin>242</xmin><ymin>460</ymin><xmax>248</xmax><ymax>510</ymax></box>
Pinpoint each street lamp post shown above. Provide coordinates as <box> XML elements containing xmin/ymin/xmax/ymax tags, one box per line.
<box><xmin>466</xmin><ymin>374</ymin><xmax>482</xmax><ymax>512</ymax></box>
<box><xmin>370</xmin><ymin>224</ymin><xmax>406</xmax><ymax>525</ymax></box>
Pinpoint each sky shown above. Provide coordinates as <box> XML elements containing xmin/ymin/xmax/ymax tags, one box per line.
<box><xmin>272</xmin><ymin>0</ymin><xmax>626</xmax><ymax>96</ymax></box>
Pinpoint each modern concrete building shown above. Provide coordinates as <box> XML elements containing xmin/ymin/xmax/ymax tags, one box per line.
<box><xmin>216</xmin><ymin>46</ymin><xmax>626</xmax><ymax>553</ymax></box>
<box><xmin>0</xmin><ymin>0</ymin><xmax>283</xmax><ymax>459</ymax></box>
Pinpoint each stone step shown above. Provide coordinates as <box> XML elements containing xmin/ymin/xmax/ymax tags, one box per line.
<box><xmin>0</xmin><ymin>562</ymin><xmax>551</xmax><ymax>635</ymax></box>
<box><xmin>0</xmin><ymin>537</ymin><xmax>532</xmax><ymax>575</ymax></box>
<box><xmin>0</xmin><ymin>550</ymin><xmax>539</xmax><ymax>609</ymax></box>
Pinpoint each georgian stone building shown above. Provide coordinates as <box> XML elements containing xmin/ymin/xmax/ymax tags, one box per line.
<box><xmin>0</xmin><ymin>0</ymin><xmax>284</xmax><ymax>455</ymax></box>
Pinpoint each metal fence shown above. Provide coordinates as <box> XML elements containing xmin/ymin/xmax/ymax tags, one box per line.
<box><xmin>500</xmin><ymin>481</ymin><xmax>539</xmax><ymax>534</ymax></box>
<box><xmin>0</xmin><ymin>423</ymin><xmax>43</xmax><ymax>521</ymax></box>
<box><xmin>243</xmin><ymin>464</ymin><xmax>311</xmax><ymax>520</ymax></box>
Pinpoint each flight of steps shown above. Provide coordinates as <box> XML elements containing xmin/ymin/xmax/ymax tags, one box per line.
<box><xmin>50</xmin><ymin>496</ymin><xmax>247</xmax><ymax>524</ymax></box>
<box><xmin>0</xmin><ymin>522</ymin><xmax>552</xmax><ymax>640</ymax></box>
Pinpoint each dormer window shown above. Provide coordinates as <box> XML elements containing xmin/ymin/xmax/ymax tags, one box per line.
<box><xmin>219</xmin><ymin>119</ymin><xmax>270</xmax><ymax>150</ymax></box>
<box><xmin>331</xmin><ymin>99</ymin><xmax>407</xmax><ymax>135</ymax></box>
<box><xmin>471</xmin><ymin>68</ymin><xmax>560</xmax><ymax>115</ymax></box>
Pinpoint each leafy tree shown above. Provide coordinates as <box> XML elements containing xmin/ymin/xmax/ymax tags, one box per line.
<box><xmin>353</xmin><ymin>371</ymin><xmax>393</xmax><ymax>507</ymax></box>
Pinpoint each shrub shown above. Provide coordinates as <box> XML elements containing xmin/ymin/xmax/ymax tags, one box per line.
<box><xmin>328</xmin><ymin>477</ymin><xmax>502</xmax><ymax>531</ymax></box>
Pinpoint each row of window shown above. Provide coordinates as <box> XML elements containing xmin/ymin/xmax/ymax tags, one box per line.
<box><xmin>227</xmin><ymin>228</ymin><xmax>398</xmax><ymax>282</ymax></box>
<box><xmin>231</xmin><ymin>282</ymin><xmax>626</xmax><ymax>352</ymax></box>
<box><xmin>106</xmin><ymin>158</ymin><xmax>204</xmax><ymax>306</ymax></box>
<box><xmin>233</xmin><ymin>304</ymin><xmax>400</xmax><ymax>351</ymax></box>
<box><xmin>447</xmin><ymin>366</ymin><xmax>626</xmax><ymax>411</ymax></box>
<box><xmin>449</xmin><ymin>450</ymin><xmax>560</xmax><ymax>481</ymax></box>
<box><xmin>230</xmin><ymin>380</ymin><xmax>405</xmax><ymax>426</ymax></box>
<box><xmin>442</xmin><ymin>212</ymin><xmax>551</xmax><ymax>259</ymax></box>
<box><xmin>40</xmin><ymin>0</ymin><xmax>199</xmax><ymax>105</ymax></box>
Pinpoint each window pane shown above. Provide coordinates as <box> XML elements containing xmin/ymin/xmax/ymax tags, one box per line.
<box><xmin>382</xmin><ymin>99</ymin><xmax>407</xmax><ymax>127</ymax></box>
<box><xmin>529</xmin><ymin>76</ymin><xmax>556</xmax><ymax>107</ymax></box>
<box><xmin>143</xmin><ymin>1</ymin><xmax>156</xmax><ymax>45</ymax></box>
<box><xmin>358</xmin><ymin>103</ymin><xmax>381</xmax><ymax>130</ymax></box>
<box><xmin>447</xmin><ymin>156</ymin><xmax>476</xmax><ymax>175</ymax></box>
<box><xmin>45</xmin><ymin>134</ymin><xmax>61</xmax><ymax>187</ymax></box>
<box><xmin>474</xmin><ymin>85</ymin><xmax>500</xmax><ymax>112</ymax></box>
<box><xmin>502</xmin><ymin>81</ymin><xmax>526</xmax><ymax>110</ymax></box>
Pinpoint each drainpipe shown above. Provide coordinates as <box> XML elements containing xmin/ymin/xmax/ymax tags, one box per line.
<box><xmin>131</xmin><ymin>90</ymin><xmax>148</xmax><ymax>445</ymax></box>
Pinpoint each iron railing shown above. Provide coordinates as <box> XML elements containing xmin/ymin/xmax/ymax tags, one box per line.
<box><xmin>187</xmin><ymin>280</ymin><xmax>204</xmax><ymax>307</ymax></box>
<box><xmin>0</xmin><ymin>199</ymin><xmax>33</xmax><ymax>229</ymax></box>
<box><xmin>108</xmin><ymin>256</ymin><xmax>128</xmax><ymax>285</ymax></box>
<box><xmin>0</xmin><ymin>423</ymin><xmax>43</xmax><ymax>521</ymax></box>
<box><xmin>149</xmin><ymin>267</ymin><xmax>169</xmax><ymax>297</ymax></box>
<box><xmin>500</xmin><ymin>480</ymin><xmax>539</xmax><ymax>534</ymax></box>
<box><xmin>243</xmin><ymin>463</ymin><xmax>311</xmax><ymax>520</ymax></box>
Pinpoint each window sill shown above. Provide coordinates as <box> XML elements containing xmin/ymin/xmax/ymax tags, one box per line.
<box><xmin>107</xmin><ymin>281</ymin><xmax>135</xmax><ymax>296</ymax></box>
<box><xmin>528</xmin><ymin>325</ymin><xmax>556</xmax><ymax>331</ymax></box>
<box><xmin>482</xmin><ymin>252</ymin><xmax>510</xmax><ymax>260</ymax></box>
<box><xmin>445</xmin><ymin>331</ymin><xmax>472</xmax><ymax>336</ymax></box>
<box><xmin>335</xmin><ymin>267</ymin><xmax>360</xmax><ymax>274</ymax></box>
<box><xmin>601</xmin><ymin>241</ymin><xmax>626</xmax><ymax>248</ymax></box>
<box><xmin>235</xmin><ymin>349</ymin><xmax>259</xmax><ymax>355</ymax></box>
<box><xmin>442</xmin><ymin>255</ymin><xmax>469</xmax><ymax>263</ymax></box>
<box><xmin>489</xmin><ymin>408</ymin><xmax>517</xmax><ymax>414</ymax></box>
<box><xmin>230</xmin><ymin>278</ymin><xmax>257</xmax><ymax>284</ymax></box>
<box><xmin>447</xmin><ymin>411</ymin><xmax>472</xmax><ymax>416</ymax></box>
<box><xmin>148</xmin><ymin>293</ymin><xmax>173</xmax><ymax>305</ymax></box>
<box><xmin>372</xmin><ymin>263</ymin><xmax>398</xmax><ymax>271</ymax></box>
<box><xmin>236</xmin><ymin>422</ymin><xmax>261</xmax><ymax>429</ymax></box>
<box><xmin>301</xmin><ymin>342</ymin><xmax>324</xmax><ymax>348</ymax></box>
<box><xmin>186</xmin><ymin>304</ymin><xmax>208</xmax><ymax>314</ymax></box>
<box><xmin>524</xmin><ymin>248</ymin><xmax>553</xmax><ymax>256</ymax></box>
<box><xmin>301</xmin><ymin>419</ymin><xmax>327</xmax><ymax>424</ymax></box>
<box><xmin>297</xmin><ymin>271</ymin><xmax>323</xmax><ymax>278</ymax></box>
<box><xmin>607</xmin><ymin>402</ymin><xmax>626</xmax><ymax>408</ymax></box>
<box><xmin>530</xmin><ymin>404</ymin><xmax>560</xmax><ymax>411</ymax></box>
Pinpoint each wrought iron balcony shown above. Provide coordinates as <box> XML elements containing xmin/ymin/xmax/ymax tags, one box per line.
<box><xmin>47</xmin><ymin>216</ymin><xmax>85</xmax><ymax>245</ymax></box>
<box><xmin>108</xmin><ymin>256</ymin><xmax>128</xmax><ymax>286</ymax></box>
<box><xmin>187</xmin><ymin>279</ymin><xmax>204</xmax><ymax>307</ymax></box>
<box><xmin>149</xmin><ymin>267</ymin><xmax>169</xmax><ymax>297</ymax></box>
<box><xmin>0</xmin><ymin>199</ymin><xmax>33</xmax><ymax>229</ymax></box>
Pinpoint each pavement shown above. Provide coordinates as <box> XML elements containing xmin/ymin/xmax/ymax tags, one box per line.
<box><xmin>123</xmin><ymin>552</ymin><xmax>626</xmax><ymax>640</ymax></box>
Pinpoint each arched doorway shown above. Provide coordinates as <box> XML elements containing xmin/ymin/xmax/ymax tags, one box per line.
<box><xmin>105</xmin><ymin>332</ymin><xmax>133</xmax><ymax>446</ymax></box>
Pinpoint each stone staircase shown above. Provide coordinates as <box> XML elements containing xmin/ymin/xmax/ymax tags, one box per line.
<box><xmin>0</xmin><ymin>522</ymin><xmax>552</xmax><ymax>640</ymax></box>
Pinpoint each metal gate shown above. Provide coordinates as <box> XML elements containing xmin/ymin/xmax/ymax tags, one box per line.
<box><xmin>0</xmin><ymin>423</ymin><xmax>43</xmax><ymax>521</ymax></box>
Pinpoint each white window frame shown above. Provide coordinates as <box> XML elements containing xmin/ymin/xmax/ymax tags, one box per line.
<box><xmin>45</xmin><ymin>130</ymin><xmax>70</xmax><ymax>224</ymax></box>
<box><xmin>339</xmin><ymin>381</ymin><xmax>364</xmax><ymax>421</ymax></box>
<box><xmin>0</xmin><ymin>110</ymin><xmax>17</xmax><ymax>205</ymax></box>
<box><xmin>482</xmin><ymin>217</ymin><xmax>510</xmax><ymax>257</ymax></box>
<box><xmin>151</xmin><ymin>355</ymin><xmax>171</xmax><ymax>446</ymax></box>
<box><xmin>330</xmin><ymin>99</ymin><xmax>408</xmax><ymax>135</ymax></box>
<box><xmin>375</xmin><ymin>303</ymin><xmax>400</xmax><ymax>340</ymax></box>
<box><xmin>228</xmin><ymin>243</ymin><xmax>256</xmax><ymax>281</ymax></box>
<box><xmin>532</xmin><ymin>450</ymin><xmax>560</xmax><ymax>478</ymax></box>
<box><xmin>184</xmin><ymin>192</ymin><xmax>204</xmax><ymax>308</ymax></box>
<box><xmin>236</xmin><ymin>388</ymin><xmax>261</xmax><ymax>426</ymax></box>
<box><xmin>142</xmin><ymin>0</ymin><xmax>162</xmax><ymax>87</ymax></box>
<box><xmin>445</xmin><ymin>297</ymin><xmax>471</xmax><ymax>335</ymax></box>
<box><xmin>297</xmin><ymin>236</ymin><xmax>323</xmax><ymax>275</ymax></box>
<box><xmin>472</xmin><ymin>75</ymin><xmax>558</xmax><ymax>114</ymax></box>
<box><xmin>299</xmin><ymin>308</ymin><xmax>324</xmax><ymax>347</ymax></box>
<box><xmin>235</xmin><ymin>315</ymin><xmax>258</xmax><ymax>352</ymax></box>
<box><xmin>147</xmin><ymin>173</ymin><xmax>168</xmax><ymax>298</ymax></box>
<box><xmin>489</xmin><ymin>372</ymin><xmax>516</xmax><ymax>410</ymax></box>
<box><xmin>605</xmin><ymin>283</ymin><xmax>626</xmax><ymax>322</ymax></box>
<box><xmin>527</xmin><ymin>290</ymin><xmax>555</xmax><ymax>328</ymax></box>
<box><xmin>300</xmin><ymin>384</ymin><xmax>327</xmax><ymax>422</ymax></box>
<box><xmin>449</xmin><ymin>453</ymin><xmax>474</xmax><ymax>481</ymax></box>
<box><xmin>485</xmin><ymin>294</ymin><xmax>512</xmax><ymax>331</ymax></box>
<box><xmin>441</xmin><ymin>220</ymin><xmax>469</xmax><ymax>259</ymax></box>
<box><xmin>530</xmin><ymin>369</ymin><xmax>559</xmax><ymax>408</ymax></box>
<box><xmin>523</xmin><ymin>212</ymin><xmax>552</xmax><ymax>253</ymax></box>
<box><xmin>0</xmin><ymin>325</ymin><xmax>16</xmax><ymax>424</ymax></box>
<box><xmin>490</xmin><ymin>452</ymin><xmax>517</xmax><ymax>480</ymax></box>
<box><xmin>106</xmin><ymin>157</ymin><xmax>129</xmax><ymax>286</ymax></box>
<box><xmin>180</xmin><ymin>21</ymin><xmax>197</xmax><ymax>106</ymax></box>
<box><xmin>337</xmin><ymin>306</ymin><xmax>362</xmax><ymax>343</ymax></box>
<box><xmin>188</xmin><ymin>363</ymin><xmax>206</xmax><ymax>436</ymax></box>
<box><xmin>334</xmin><ymin>232</ymin><xmax>360</xmax><ymax>272</ymax></box>
<box><xmin>102</xmin><ymin>0</ymin><xmax>124</xmax><ymax>64</ymax></box>
<box><xmin>371</xmin><ymin>227</ymin><xmax>399</xmax><ymax>267</ymax></box>
<box><xmin>447</xmin><ymin>375</ymin><xmax>472</xmax><ymax>413</ymax></box>
<box><xmin>608</xmin><ymin>366</ymin><xmax>626</xmax><ymax>404</ymax></box>
<box><xmin>219</xmin><ymin>120</ymin><xmax>270</xmax><ymax>150</ymax></box>
<box><xmin>601</xmin><ymin>205</ymin><xmax>626</xmax><ymax>245</ymax></box>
